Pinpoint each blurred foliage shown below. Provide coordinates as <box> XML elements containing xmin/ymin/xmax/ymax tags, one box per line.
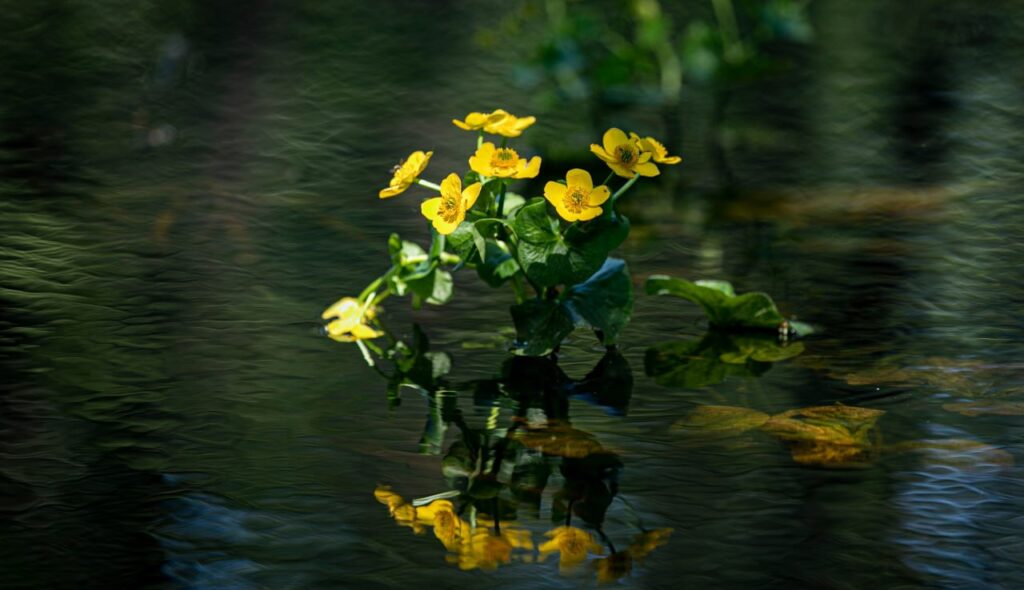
<box><xmin>484</xmin><ymin>0</ymin><xmax>813</xmax><ymax>141</ymax></box>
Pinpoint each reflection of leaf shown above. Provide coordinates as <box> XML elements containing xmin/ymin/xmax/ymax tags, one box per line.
<box><xmin>645</xmin><ymin>332</ymin><xmax>802</xmax><ymax>388</ymax></box>
<box><xmin>569</xmin><ymin>348</ymin><xmax>633</xmax><ymax>415</ymax></box>
<box><xmin>942</xmin><ymin>401</ymin><xmax>1024</xmax><ymax>416</ymax></box>
<box><xmin>673</xmin><ymin>405</ymin><xmax>770</xmax><ymax>434</ymax></box>
<box><xmin>510</xmin><ymin>299</ymin><xmax>574</xmax><ymax>356</ymax></box>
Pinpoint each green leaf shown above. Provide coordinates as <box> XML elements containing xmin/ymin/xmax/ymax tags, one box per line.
<box><xmin>510</xmin><ymin>299</ymin><xmax>574</xmax><ymax>356</ymax></box>
<box><xmin>512</xmin><ymin>199</ymin><xmax>630</xmax><ymax>288</ymax></box>
<box><xmin>646</xmin><ymin>275</ymin><xmax>803</xmax><ymax>331</ymax></box>
<box><xmin>446</xmin><ymin>222</ymin><xmax>479</xmax><ymax>262</ymax></box>
<box><xmin>387</xmin><ymin>233</ymin><xmax>427</xmax><ymax>266</ymax></box>
<box><xmin>564</xmin><ymin>258</ymin><xmax>633</xmax><ymax>343</ymax></box>
<box><xmin>476</xmin><ymin>239</ymin><xmax>521</xmax><ymax>287</ymax></box>
<box><xmin>407</xmin><ymin>267</ymin><xmax>453</xmax><ymax>308</ymax></box>
<box><xmin>502</xmin><ymin>192</ymin><xmax>527</xmax><ymax>216</ymax></box>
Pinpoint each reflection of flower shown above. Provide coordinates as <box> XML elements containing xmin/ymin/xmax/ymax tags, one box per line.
<box><xmin>630</xmin><ymin>133</ymin><xmax>681</xmax><ymax>165</ymax></box>
<box><xmin>322</xmin><ymin>297</ymin><xmax>382</xmax><ymax>342</ymax></box>
<box><xmin>469</xmin><ymin>142</ymin><xmax>541</xmax><ymax>179</ymax></box>
<box><xmin>538</xmin><ymin>526</ymin><xmax>604</xmax><ymax>570</ymax></box>
<box><xmin>453</xmin><ymin>109</ymin><xmax>536</xmax><ymax>137</ymax></box>
<box><xmin>420</xmin><ymin>173</ymin><xmax>483</xmax><ymax>235</ymax></box>
<box><xmin>593</xmin><ymin>528</ymin><xmax>672</xmax><ymax>583</ymax></box>
<box><xmin>447</xmin><ymin>529</ymin><xmax>514</xmax><ymax>571</ymax></box>
<box><xmin>418</xmin><ymin>500</ymin><xmax>469</xmax><ymax>551</ymax></box>
<box><xmin>544</xmin><ymin>169</ymin><xmax>610</xmax><ymax>222</ymax></box>
<box><xmin>590</xmin><ymin>128</ymin><xmax>659</xmax><ymax>178</ymax></box>
<box><xmin>595</xmin><ymin>551</ymin><xmax>633</xmax><ymax>583</ymax></box>
<box><xmin>379</xmin><ymin>150</ymin><xmax>433</xmax><ymax>198</ymax></box>
<box><xmin>373</xmin><ymin>486</ymin><xmax>426</xmax><ymax>533</ymax></box>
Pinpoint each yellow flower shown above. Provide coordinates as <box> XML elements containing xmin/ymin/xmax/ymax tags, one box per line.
<box><xmin>590</xmin><ymin>128</ymin><xmax>659</xmax><ymax>178</ymax></box>
<box><xmin>544</xmin><ymin>169</ymin><xmax>610</xmax><ymax>222</ymax></box>
<box><xmin>453</xmin><ymin>109</ymin><xmax>536</xmax><ymax>137</ymax></box>
<box><xmin>420</xmin><ymin>173</ymin><xmax>483</xmax><ymax>235</ymax></box>
<box><xmin>322</xmin><ymin>297</ymin><xmax>382</xmax><ymax>342</ymax></box>
<box><xmin>379</xmin><ymin>150</ymin><xmax>433</xmax><ymax>198</ymax></box>
<box><xmin>452</xmin><ymin>110</ymin><xmax>507</xmax><ymax>132</ymax></box>
<box><xmin>630</xmin><ymin>132</ymin><xmax>681</xmax><ymax>164</ymax></box>
<box><xmin>538</xmin><ymin>526</ymin><xmax>604</xmax><ymax>570</ymax></box>
<box><xmin>468</xmin><ymin>142</ymin><xmax>541</xmax><ymax>179</ymax></box>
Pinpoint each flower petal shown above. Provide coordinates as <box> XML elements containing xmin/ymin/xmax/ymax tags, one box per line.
<box><xmin>609</xmin><ymin>163</ymin><xmax>635</xmax><ymax>178</ymax></box>
<box><xmin>659</xmin><ymin>155</ymin><xmax>682</xmax><ymax>164</ymax></box>
<box><xmin>440</xmin><ymin>172</ymin><xmax>462</xmax><ymax>197</ymax></box>
<box><xmin>566</xmin><ymin>168</ymin><xmax>592</xmax><ymax>191</ymax></box>
<box><xmin>378</xmin><ymin>185</ymin><xmax>405</xmax><ymax>199</ymax></box>
<box><xmin>469</xmin><ymin>143</ymin><xmax>495</xmax><ymax>176</ymax></box>
<box><xmin>556</xmin><ymin>203</ymin><xmax>581</xmax><ymax>222</ymax></box>
<box><xmin>590</xmin><ymin>144</ymin><xmax>617</xmax><ymax>164</ymax></box>
<box><xmin>588</xmin><ymin>185</ymin><xmax>611</xmax><ymax>206</ymax></box>
<box><xmin>635</xmin><ymin>161</ymin><xmax>660</xmax><ymax>177</ymax></box>
<box><xmin>462</xmin><ymin>182</ymin><xmax>482</xmax><ymax>210</ymax></box>
<box><xmin>517</xmin><ymin>156</ymin><xmax>541</xmax><ymax>178</ymax></box>
<box><xmin>577</xmin><ymin>206</ymin><xmax>602</xmax><ymax>221</ymax></box>
<box><xmin>350</xmin><ymin>324</ymin><xmax>383</xmax><ymax>340</ymax></box>
<box><xmin>602</xmin><ymin>128</ymin><xmax>629</xmax><ymax>154</ymax></box>
<box><xmin>433</xmin><ymin>213</ymin><xmax>461</xmax><ymax>235</ymax></box>
<box><xmin>421</xmin><ymin>197</ymin><xmax>442</xmax><ymax>220</ymax></box>
<box><xmin>544</xmin><ymin>181</ymin><xmax>567</xmax><ymax>203</ymax></box>
<box><xmin>637</xmin><ymin>150</ymin><xmax>652</xmax><ymax>163</ymax></box>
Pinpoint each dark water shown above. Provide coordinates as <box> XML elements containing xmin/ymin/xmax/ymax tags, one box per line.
<box><xmin>2</xmin><ymin>1</ymin><xmax>1023</xmax><ymax>588</ymax></box>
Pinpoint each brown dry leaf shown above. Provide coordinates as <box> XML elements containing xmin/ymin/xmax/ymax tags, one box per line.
<box><xmin>514</xmin><ymin>423</ymin><xmax>604</xmax><ymax>458</ymax></box>
<box><xmin>672</xmin><ymin>405</ymin><xmax>771</xmax><ymax>435</ymax></box>
<box><xmin>761</xmin><ymin>405</ymin><xmax>885</xmax><ymax>467</ymax></box>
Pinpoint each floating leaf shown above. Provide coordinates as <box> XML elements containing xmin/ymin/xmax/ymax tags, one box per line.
<box><xmin>645</xmin><ymin>275</ymin><xmax>810</xmax><ymax>333</ymax></box>
<box><xmin>672</xmin><ymin>405</ymin><xmax>771</xmax><ymax>434</ymax></box>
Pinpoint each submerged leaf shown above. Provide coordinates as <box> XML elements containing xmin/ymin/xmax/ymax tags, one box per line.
<box><xmin>645</xmin><ymin>332</ymin><xmax>803</xmax><ymax>388</ymax></box>
<box><xmin>672</xmin><ymin>405</ymin><xmax>771</xmax><ymax>434</ymax></box>
<box><xmin>761</xmin><ymin>405</ymin><xmax>885</xmax><ymax>467</ymax></box>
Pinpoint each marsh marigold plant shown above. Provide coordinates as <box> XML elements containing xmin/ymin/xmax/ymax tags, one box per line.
<box><xmin>323</xmin><ymin>109</ymin><xmax>682</xmax><ymax>358</ymax></box>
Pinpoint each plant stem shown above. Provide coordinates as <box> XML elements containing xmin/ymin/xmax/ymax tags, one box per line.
<box><xmin>428</xmin><ymin>228</ymin><xmax>445</xmax><ymax>261</ymax></box>
<box><xmin>477</xmin><ymin>131</ymin><xmax>483</xmax><ymax>149</ymax></box>
<box><xmin>415</xmin><ymin>178</ymin><xmax>442</xmax><ymax>191</ymax></box>
<box><xmin>495</xmin><ymin>180</ymin><xmax>508</xmax><ymax>217</ymax></box>
<box><xmin>510</xmin><ymin>274</ymin><xmax>528</xmax><ymax>303</ymax></box>
<box><xmin>603</xmin><ymin>171</ymin><xmax>615</xmax><ymax>186</ymax></box>
<box><xmin>610</xmin><ymin>173</ymin><xmax>641</xmax><ymax>209</ymax></box>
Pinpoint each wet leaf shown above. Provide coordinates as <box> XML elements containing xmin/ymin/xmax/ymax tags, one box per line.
<box><xmin>646</xmin><ymin>275</ymin><xmax>799</xmax><ymax>331</ymax></box>
<box><xmin>761</xmin><ymin>405</ymin><xmax>884</xmax><ymax>468</ymax></box>
<box><xmin>645</xmin><ymin>332</ymin><xmax>801</xmax><ymax>388</ymax></box>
